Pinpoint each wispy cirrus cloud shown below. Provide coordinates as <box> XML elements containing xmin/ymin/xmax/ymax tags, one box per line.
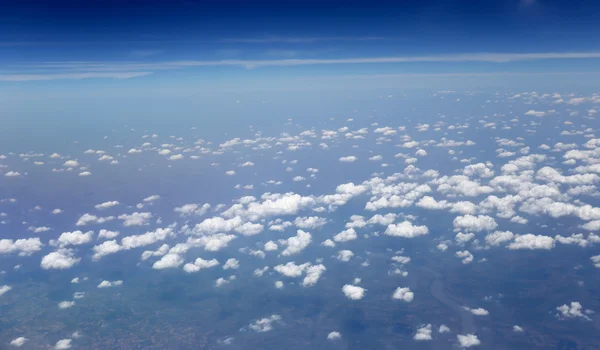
<box><xmin>5</xmin><ymin>51</ymin><xmax>600</xmax><ymax>81</ymax></box>
<box><xmin>0</xmin><ymin>72</ymin><xmax>152</xmax><ymax>82</ymax></box>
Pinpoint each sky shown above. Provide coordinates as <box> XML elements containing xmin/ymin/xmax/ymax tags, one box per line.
<box><xmin>2</xmin><ymin>0</ymin><xmax>600</xmax><ymax>88</ymax></box>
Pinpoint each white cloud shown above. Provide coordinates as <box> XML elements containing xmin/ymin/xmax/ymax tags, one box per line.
<box><xmin>456</xmin><ymin>250</ymin><xmax>474</xmax><ymax>264</ymax></box>
<box><xmin>54</xmin><ymin>339</ymin><xmax>72</xmax><ymax>350</ymax></box>
<box><xmin>334</xmin><ymin>228</ymin><xmax>358</xmax><ymax>242</ymax></box>
<box><xmin>41</xmin><ymin>249</ymin><xmax>81</xmax><ymax>270</ymax></box>
<box><xmin>280</xmin><ymin>230</ymin><xmax>312</xmax><ymax>256</ymax></box>
<box><xmin>342</xmin><ymin>284</ymin><xmax>366</xmax><ymax>300</ymax></box>
<box><xmin>302</xmin><ymin>264</ymin><xmax>326</xmax><ymax>287</ymax></box>
<box><xmin>118</xmin><ymin>212</ymin><xmax>152</xmax><ymax>226</ymax></box>
<box><xmin>513</xmin><ymin>325</ymin><xmax>524</xmax><ymax>332</ymax></box>
<box><xmin>438</xmin><ymin>325</ymin><xmax>451</xmax><ymax>333</ymax></box>
<box><xmin>274</xmin><ymin>262</ymin><xmax>311</xmax><ymax>277</ymax></box>
<box><xmin>98</xmin><ymin>229</ymin><xmax>120</xmax><ymax>240</ymax></box>
<box><xmin>248</xmin><ymin>314</ymin><xmax>282</xmax><ymax>332</ymax></box>
<box><xmin>465</xmin><ymin>307</ymin><xmax>489</xmax><ymax>316</ymax></box>
<box><xmin>143</xmin><ymin>195</ymin><xmax>160</xmax><ymax>202</ymax></box>
<box><xmin>63</xmin><ymin>160</ymin><xmax>79</xmax><ymax>167</ymax></box>
<box><xmin>485</xmin><ymin>231</ymin><xmax>515</xmax><ymax>246</ymax></box>
<box><xmin>294</xmin><ymin>216</ymin><xmax>328</xmax><ymax>229</ymax></box>
<box><xmin>187</xmin><ymin>233</ymin><xmax>236</xmax><ymax>251</ymax></box>
<box><xmin>75</xmin><ymin>213</ymin><xmax>114</xmax><ymax>226</ymax></box>
<box><xmin>384</xmin><ymin>221</ymin><xmax>429</xmax><ymax>238</ymax></box>
<box><xmin>0</xmin><ymin>238</ymin><xmax>43</xmax><ymax>256</ymax></box>
<box><xmin>97</xmin><ymin>280</ymin><xmax>123</xmax><ymax>288</ymax></box>
<box><xmin>556</xmin><ymin>301</ymin><xmax>591</xmax><ymax>320</ymax></box>
<box><xmin>174</xmin><ymin>203</ymin><xmax>211</xmax><ymax>217</ymax></box>
<box><xmin>264</xmin><ymin>241</ymin><xmax>278</xmax><ymax>251</ymax></box>
<box><xmin>414</xmin><ymin>324</ymin><xmax>432</xmax><ymax>341</ymax></box>
<box><xmin>183</xmin><ymin>257</ymin><xmax>220</xmax><ymax>273</ymax></box>
<box><xmin>58</xmin><ymin>301</ymin><xmax>75</xmax><ymax>309</ymax></box>
<box><xmin>336</xmin><ymin>250</ymin><xmax>354</xmax><ymax>262</ymax></box>
<box><xmin>4</xmin><ymin>171</ymin><xmax>21</xmax><ymax>177</ymax></box>
<box><xmin>524</xmin><ymin>110</ymin><xmax>546</xmax><ymax>117</ymax></box>
<box><xmin>508</xmin><ymin>234</ymin><xmax>555</xmax><ymax>250</ymax></box>
<box><xmin>95</xmin><ymin>201</ymin><xmax>119</xmax><ymax>209</ymax></box>
<box><xmin>152</xmin><ymin>253</ymin><xmax>184</xmax><ymax>269</ymax></box>
<box><xmin>591</xmin><ymin>255</ymin><xmax>600</xmax><ymax>268</ymax></box>
<box><xmin>92</xmin><ymin>240</ymin><xmax>122</xmax><ymax>260</ymax></box>
<box><xmin>321</xmin><ymin>239</ymin><xmax>336</xmax><ymax>247</ymax></box>
<box><xmin>457</xmin><ymin>334</ymin><xmax>481</xmax><ymax>348</ymax></box>
<box><xmin>392</xmin><ymin>287</ymin><xmax>414</xmax><ymax>302</ymax></box>
<box><xmin>121</xmin><ymin>227</ymin><xmax>174</xmax><ymax>249</ymax></box>
<box><xmin>0</xmin><ymin>285</ymin><xmax>12</xmax><ymax>297</ymax></box>
<box><xmin>234</xmin><ymin>222</ymin><xmax>264</xmax><ymax>236</ymax></box>
<box><xmin>453</xmin><ymin>215</ymin><xmax>497</xmax><ymax>232</ymax></box>
<box><xmin>327</xmin><ymin>331</ymin><xmax>341</xmax><ymax>340</ymax></box>
<box><xmin>339</xmin><ymin>156</ymin><xmax>357</xmax><ymax>163</ymax></box>
<box><xmin>10</xmin><ymin>337</ymin><xmax>28</xmax><ymax>347</ymax></box>
<box><xmin>223</xmin><ymin>258</ymin><xmax>240</xmax><ymax>270</ymax></box>
<box><xmin>57</xmin><ymin>230</ymin><xmax>94</xmax><ymax>247</ymax></box>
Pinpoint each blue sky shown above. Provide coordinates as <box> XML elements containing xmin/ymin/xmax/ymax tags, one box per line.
<box><xmin>2</xmin><ymin>0</ymin><xmax>600</xmax><ymax>86</ymax></box>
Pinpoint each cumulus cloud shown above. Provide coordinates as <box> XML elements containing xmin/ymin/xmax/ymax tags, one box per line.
<box><xmin>339</xmin><ymin>156</ymin><xmax>357</xmax><ymax>163</ymax></box>
<box><xmin>457</xmin><ymin>334</ymin><xmax>481</xmax><ymax>348</ymax></box>
<box><xmin>334</xmin><ymin>228</ymin><xmax>358</xmax><ymax>242</ymax></box>
<box><xmin>384</xmin><ymin>221</ymin><xmax>429</xmax><ymax>238</ymax></box>
<box><xmin>183</xmin><ymin>257</ymin><xmax>220</xmax><ymax>272</ymax></box>
<box><xmin>508</xmin><ymin>234</ymin><xmax>555</xmax><ymax>250</ymax></box>
<box><xmin>152</xmin><ymin>253</ymin><xmax>184</xmax><ymax>269</ymax></box>
<box><xmin>0</xmin><ymin>238</ymin><xmax>43</xmax><ymax>256</ymax></box>
<box><xmin>302</xmin><ymin>264</ymin><xmax>326</xmax><ymax>287</ymax></box>
<box><xmin>336</xmin><ymin>250</ymin><xmax>354</xmax><ymax>262</ymax></box>
<box><xmin>223</xmin><ymin>258</ymin><xmax>240</xmax><ymax>270</ymax></box>
<box><xmin>10</xmin><ymin>337</ymin><xmax>28</xmax><ymax>347</ymax></box>
<box><xmin>94</xmin><ymin>201</ymin><xmax>119</xmax><ymax>209</ymax></box>
<box><xmin>414</xmin><ymin>324</ymin><xmax>432</xmax><ymax>341</ymax></box>
<box><xmin>485</xmin><ymin>231</ymin><xmax>515</xmax><ymax>247</ymax></box>
<box><xmin>75</xmin><ymin>213</ymin><xmax>114</xmax><ymax>226</ymax></box>
<box><xmin>57</xmin><ymin>230</ymin><xmax>94</xmax><ymax>247</ymax></box>
<box><xmin>174</xmin><ymin>203</ymin><xmax>211</xmax><ymax>217</ymax></box>
<box><xmin>248</xmin><ymin>314</ymin><xmax>282</xmax><ymax>332</ymax></box>
<box><xmin>118</xmin><ymin>212</ymin><xmax>152</xmax><ymax>226</ymax></box>
<box><xmin>274</xmin><ymin>262</ymin><xmax>311</xmax><ymax>277</ymax></box>
<box><xmin>0</xmin><ymin>285</ymin><xmax>12</xmax><ymax>297</ymax></box>
<box><xmin>41</xmin><ymin>249</ymin><xmax>81</xmax><ymax>270</ymax></box>
<box><xmin>453</xmin><ymin>215</ymin><xmax>497</xmax><ymax>232</ymax></box>
<box><xmin>97</xmin><ymin>280</ymin><xmax>123</xmax><ymax>288</ymax></box>
<box><xmin>58</xmin><ymin>301</ymin><xmax>75</xmax><ymax>309</ymax></box>
<box><xmin>280</xmin><ymin>230</ymin><xmax>312</xmax><ymax>256</ymax></box>
<box><xmin>342</xmin><ymin>284</ymin><xmax>366</xmax><ymax>300</ymax></box>
<box><xmin>98</xmin><ymin>229</ymin><xmax>120</xmax><ymax>240</ymax></box>
<box><xmin>556</xmin><ymin>302</ymin><xmax>592</xmax><ymax>320</ymax></box>
<box><xmin>392</xmin><ymin>287</ymin><xmax>414</xmax><ymax>302</ymax></box>
<box><xmin>54</xmin><ymin>339</ymin><xmax>72</xmax><ymax>350</ymax></box>
<box><xmin>327</xmin><ymin>331</ymin><xmax>341</xmax><ymax>340</ymax></box>
<box><xmin>92</xmin><ymin>240</ymin><xmax>122</xmax><ymax>260</ymax></box>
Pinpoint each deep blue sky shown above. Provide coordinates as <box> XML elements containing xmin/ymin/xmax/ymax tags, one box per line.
<box><xmin>1</xmin><ymin>0</ymin><xmax>600</xmax><ymax>85</ymax></box>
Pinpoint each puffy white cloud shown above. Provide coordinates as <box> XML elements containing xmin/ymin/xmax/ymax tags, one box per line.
<box><xmin>253</xmin><ymin>266</ymin><xmax>269</xmax><ymax>277</ymax></box>
<box><xmin>143</xmin><ymin>195</ymin><xmax>160</xmax><ymax>203</ymax></box>
<box><xmin>414</xmin><ymin>324</ymin><xmax>432</xmax><ymax>341</ymax></box>
<box><xmin>57</xmin><ymin>230</ymin><xmax>93</xmax><ymax>247</ymax></box>
<box><xmin>274</xmin><ymin>281</ymin><xmax>284</xmax><ymax>289</ymax></box>
<box><xmin>223</xmin><ymin>258</ymin><xmax>240</xmax><ymax>270</ymax></box>
<box><xmin>339</xmin><ymin>156</ymin><xmax>357</xmax><ymax>163</ymax></box>
<box><xmin>392</xmin><ymin>287</ymin><xmax>414</xmax><ymax>302</ymax></box>
<box><xmin>465</xmin><ymin>307</ymin><xmax>489</xmax><ymax>316</ymax></box>
<box><xmin>174</xmin><ymin>203</ymin><xmax>211</xmax><ymax>217</ymax></box>
<box><xmin>513</xmin><ymin>325</ymin><xmax>524</xmax><ymax>333</ymax></box>
<box><xmin>121</xmin><ymin>227</ymin><xmax>174</xmax><ymax>250</ymax></box>
<box><xmin>302</xmin><ymin>264</ymin><xmax>326</xmax><ymax>287</ymax></box>
<box><xmin>321</xmin><ymin>239</ymin><xmax>336</xmax><ymax>247</ymax></box>
<box><xmin>4</xmin><ymin>171</ymin><xmax>21</xmax><ymax>177</ymax></box>
<box><xmin>294</xmin><ymin>216</ymin><xmax>328</xmax><ymax>229</ymax></box>
<box><xmin>264</xmin><ymin>241</ymin><xmax>278</xmax><ymax>251</ymax></box>
<box><xmin>98</xmin><ymin>229</ymin><xmax>120</xmax><ymax>240</ymax></box>
<box><xmin>41</xmin><ymin>249</ymin><xmax>81</xmax><ymax>270</ymax></box>
<box><xmin>591</xmin><ymin>255</ymin><xmax>600</xmax><ymax>268</ymax></box>
<box><xmin>457</xmin><ymin>334</ymin><xmax>481</xmax><ymax>348</ymax></box>
<box><xmin>274</xmin><ymin>262</ymin><xmax>310</xmax><ymax>277</ymax></box>
<box><xmin>334</xmin><ymin>228</ymin><xmax>357</xmax><ymax>242</ymax></box>
<box><xmin>95</xmin><ymin>201</ymin><xmax>119</xmax><ymax>209</ymax></box>
<box><xmin>63</xmin><ymin>160</ymin><xmax>79</xmax><ymax>167</ymax></box>
<box><xmin>342</xmin><ymin>284</ymin><xmax>366</xmax><ymax>300</ymax></box>
<box><xmin>384</xmin><ymin>221</ymin><xmax>429</xmax><ymax>238</ymax></box>
<box><xmin>556</xmin><ymin>302</ymin><xmax>591</xmax><ymax>320</ymax></box>
<box><xmin>508</xmin><ymin>234</ymin><xmax>555</xmax><ymax>250</ymax></box>
<box><xmin>187</xmin><ymin>233</ymin><xmax>236</xmax><ymax>251</ymax></box>
<box><xmin>455</xmin><ymin>232</ymin><xmax>475</xmax><ymax>244</ymax></box>
<box><xmin>58</xmin><ymin>301</ymin><xmax>75</xmax><ymax>309</ymax></box>
<box><xmin>280</xmin><ymin>230</ymin><xmax>312</xmax><ymax>256</ymax></box>
<box><xmin>336</xmin><ymin>250</ymin><xmax>354</xmax><ymax>262</ymax></box>
<box><xmin>92</xmin><ymin>240</ymin><xmax>122</xmax><ymax>260</ymax></box>
<box><xmin>525</xmin><ymin>110</ymin><xmax>546</xmax><ymax>117</ymax></box>
<box><xmin>0</xmin><ymin>238</ymin><xmax>43</xmax><ymax>256</ymax></box>
<box><xmin>438</xmin><ymin>325</ymin><xmax>451</xmax><ymax>333</ymax></box>
<box><xmin>327</xmin><ymin>331</ymin><xmax>341</xmax><ymax>340</ymax></box>
<box><xmin>248</xmin><ymin>314</ymin><xmax>282</xmax><ymax>332</ymax></box>
<box><xmin>10</xmin><ymin>337</ymin><xmax>28</xmax><ymax>347</ymax></box>
<box><xmin>118</xmin><ymin>212</ymin><xmax>152</xmax><ymax>226</ymax></box>
<box><xmin>453</xmin><ymin>215</ymin><xmax>497</xmax><ymax>232</ymax></box>
<box><xmin>456</xmin><ymin>250</ymin><xmax>474</xmax><ymax>264</ymax></box>
<box><xmin>54</xmin><ymin>339</ymin><xmax>72</xmax><ymax>350</ymax></box>
<box><xmin>183</xmin><ymin>257</ymin><xmax>220</xmax><ymax>273</ymax></box>
<box><xmin>0</xmin><ymin>285</ymin><xmax>12</xmax><ymax>297</ymax></box>
<box><xmin>75</xmin><ymin>213</ymin><xmax>114</xmax><ymax>226</ymax></box>
<box><xmin>152</xmin><ymin>253</ymin><xmax>184</xmax><ymax>269</ymax></box>
<box><xmin>234</xmin><ymin>222</ymin><xmax>264</xmax><ymax>236</ymax></box>
<box><xmin>97</xmin><ymin>280</ymin><xmax>123</xmax><ymax>288</ymax></box>
<box><xmin>191</xmin><ymin>216</ymin><xmax>243</xmax><ymax>235</ymax></box>
<box><xmin>485</xmin><ymin>231</ymin><xmax>515</xmax><ymax>247</ymax></box>
<box><xmin>391</xmin><ymin>256</ymin><xmax>411</xmax><ymax>264</ymax></box>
